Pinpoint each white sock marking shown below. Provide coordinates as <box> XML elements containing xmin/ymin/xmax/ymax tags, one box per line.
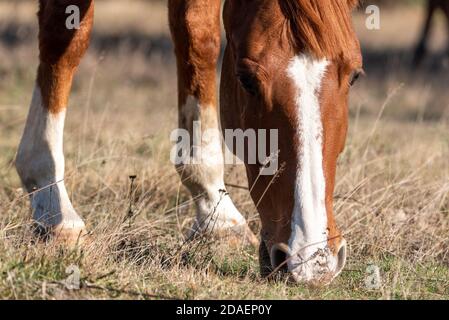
<box><xmin>180</xmin><ymin>96</ymin><xmax>246</xmax><ymax>232</ymax></box>
<box><xmin>16</xmin><ymin>86</ymin><xmax>84</xmax><ymax>230</ymax></box>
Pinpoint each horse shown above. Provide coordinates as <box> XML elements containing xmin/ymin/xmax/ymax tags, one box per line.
<box><xmin>15</xmin><ymin>0</ymin><xmax>362</xmax><ymax>285</ymax></box>
<box><xmin>413</xmin><ymin>0</ymin><xmax>449</xmax><ymax>66</ymax></box>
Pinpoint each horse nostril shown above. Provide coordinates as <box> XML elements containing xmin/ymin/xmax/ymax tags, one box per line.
<box><xmin>270</xmin><ymin>243</ymin><xmax>290</xmax><ymax>272</ymax></box>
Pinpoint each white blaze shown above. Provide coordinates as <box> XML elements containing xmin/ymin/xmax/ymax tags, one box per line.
<box><xmin>286</xmin><ymin>54</ymin><xmax>332</xmax><ymax>277</ymax></box>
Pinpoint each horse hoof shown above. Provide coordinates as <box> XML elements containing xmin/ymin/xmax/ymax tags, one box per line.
<box><xmin>187</xmin><ymin>223</ymin><xmax>259</xmax><ymax>248</ymax></box>
<box><xmin>196</xmin><ymin>224</ymin><xmax>260</xmax><ymax>249</ymax></box>
<box><xmin>34</xmin><ymin>221</ymin><xmax>88</xmax><ymax>247</ymax></box>
<box><xmin>52</xmin><ymin>225</ymin><xmax>88</xmax><ymax>247</ymax></box>
<box><xmin>239</xmin><ymin>224</ymin><xmax>260</xmax><ymax>248</ymax></box>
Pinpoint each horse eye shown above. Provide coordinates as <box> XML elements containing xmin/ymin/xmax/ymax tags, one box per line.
<box><xmin>349</xmin><ymin>69</ymin><xmax>364</xmax><ymax>87</ymax></box>
<box><xmin>237</xmin><ymin>72</ymin><xmax>259</xmax><ymax>96</ymax></box>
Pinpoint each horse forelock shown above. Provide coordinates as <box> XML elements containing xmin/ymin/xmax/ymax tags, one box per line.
<box><xmin>279</xmin><ymin>0</ymin><xmax>360</xmax><ymax>65</ymax></box>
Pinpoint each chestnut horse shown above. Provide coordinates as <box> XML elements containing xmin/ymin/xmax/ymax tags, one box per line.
<box><xmin>16</xmin><ymin>0</ymin><xmax>362</xmax><ymax>285</ymax></box>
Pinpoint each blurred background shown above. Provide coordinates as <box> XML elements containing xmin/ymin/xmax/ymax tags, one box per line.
<box><xmin>0</xmin><ymin>0</ymin><xmax>447</xmax><ymax>299</ymax></box>
<box><xmin>1</xmin><ymin>0</ymin><xmax>448</xmax><ymax>128</ymax></box>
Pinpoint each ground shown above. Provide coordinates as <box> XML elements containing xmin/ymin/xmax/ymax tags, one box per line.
<box><xmin>0</xmin><ymin>0</ymin><xmax>447</xmax><ymax>299</ymax></box>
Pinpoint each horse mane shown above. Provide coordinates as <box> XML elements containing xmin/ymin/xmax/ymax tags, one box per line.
<box><xmin>279</xmin><ymin>0</ymin><xmax>359</xmax><ymax>63</ymax></box>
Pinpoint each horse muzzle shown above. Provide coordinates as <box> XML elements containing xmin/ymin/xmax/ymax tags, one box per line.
<box><xmin>270</xmin><ymin>239</ymin><xmax>347</xmax><ymax>286</ymax></box>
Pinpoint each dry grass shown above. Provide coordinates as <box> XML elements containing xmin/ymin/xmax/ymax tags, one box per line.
<box><xmin>0</xmin><ymin>1</ymin><xmax>448</xmax><ymax>299</ymax></box>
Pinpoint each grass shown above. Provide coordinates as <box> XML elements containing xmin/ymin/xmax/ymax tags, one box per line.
<box><xmin>0</xmin><ymin>1</ymin><xmax>448</xmax><ymax>300</ymax></box>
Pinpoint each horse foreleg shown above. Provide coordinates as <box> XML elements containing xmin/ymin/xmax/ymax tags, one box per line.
<box><xmin>15</xmin><ymin>0</ymin><xmax>94</xmax><ymax>245</ymax></box>
<box><xmin>168</xmin><ymin>0</ymin><xmax>258</xmax><ymax>247</ymax></box>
